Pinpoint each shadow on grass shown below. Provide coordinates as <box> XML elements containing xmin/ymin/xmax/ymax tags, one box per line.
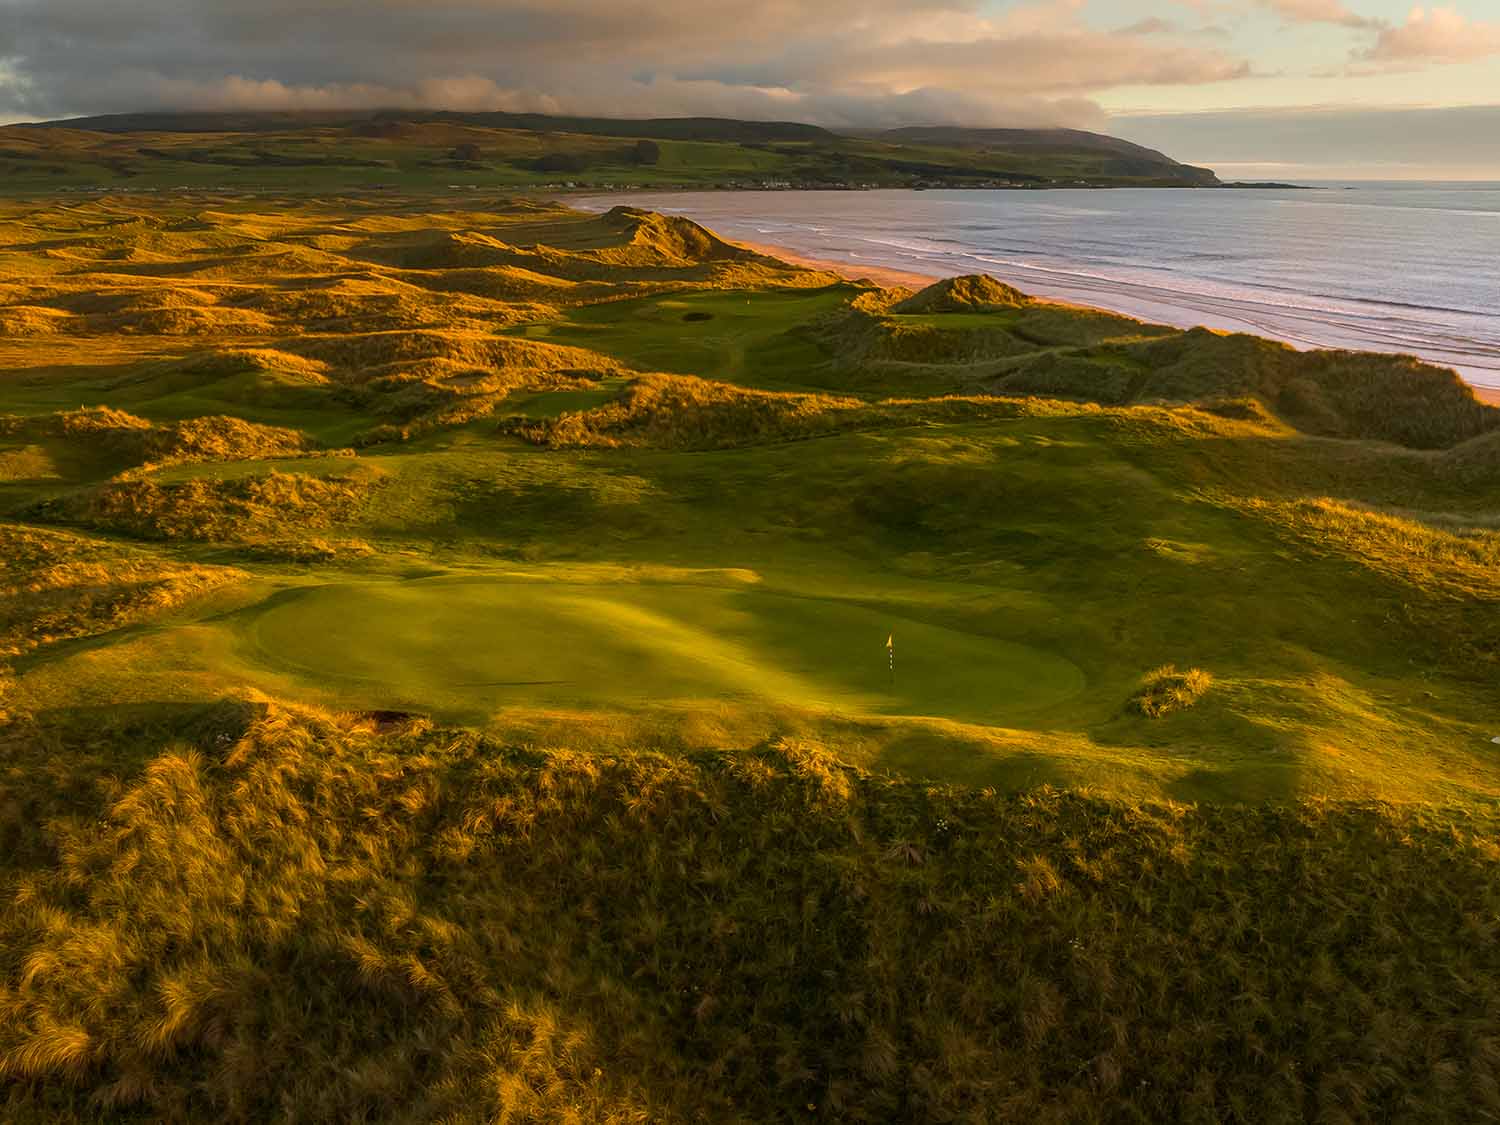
<box><xmin>872</xmin><ymin>728</ymin><xmax>1077</xmax><ymax>790</ymax></box>
<box><xmin>1089</xmin><ymin>701</ymin><xmax>1306</xmax><ymax>805</ymax></box>
<box><xmin>1164</xmin><ymin>761</ymin><xmax>1304</xmax><ymax>804</ymax></box>
<box><xmin>0</xmin><ymin>699</ymin><xmax>267</xmax><ymax>866</ymax></box>
<box><xmin>28</xmin><ymin>698</ymin><xmax>266</xmax><ymax>754</ymax></box>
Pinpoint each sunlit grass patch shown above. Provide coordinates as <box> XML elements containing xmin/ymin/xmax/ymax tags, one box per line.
<box><xmin>1131</xmin><ymin>664</ymin><xmax>1213</xmax><ymax>718</ymax></box>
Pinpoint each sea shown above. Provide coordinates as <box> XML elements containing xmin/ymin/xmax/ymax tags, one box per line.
<box><xmin>577</xmin><ymin>184</ymin><xmax>1500</xmax><ymax>392</ymax></box>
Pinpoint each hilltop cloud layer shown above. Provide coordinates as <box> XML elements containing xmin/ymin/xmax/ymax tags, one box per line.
<box><xmin>0</xmin><ymin>0</ymin><xmax>1248</xmax><ymax>128</ymax></box>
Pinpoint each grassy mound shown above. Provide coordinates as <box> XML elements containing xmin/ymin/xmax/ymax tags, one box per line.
<box><xmin>140</xmin><ymin>346</ymin><xmax>333</xmax><ymax>389</ymax></box>
<box><xmin>0</xmin><ymin>306</ymin><xmax>73</xmax><ymax>336</ymax></box>
<box><xmin>822</xmin><ymin>297</ymin><xmax>1168</xmax><ymax>384</ymax></box>
<box><xmin>893</xmin><ymin>273</ymin><xmax>1030</xmax><ymax>314</ymax></box>
<box><xmin>1438</xmin><ymin>429</ymin><xmax>1500</xmax><ymax>486</ymax></box>
<box><xmin>1</xmin><ymin>408</ymin><xmax>316</xmax><ymax>476</ymax></box>
<box><xmin>387</xmin><ymin>229</ymin><xmax>527</xmax><ymax>271</ymax></box>
<box><xmin>837</xmin><ymin>315</ymin><xmax>1045</xmax><ymax>368</ymax></box>
<box><xmin>278</xmin><ymin>331</ymin><xmax>627</xmax><ymax>440</ymax></box>
<box><xmin>1227</xmin><ymin>496</ymin><xmax>1500</xmax><ymax>602</ymax></box>
<box><xmin>94</xmin><ymin>305</ymin><xmax>276</xmax><ymax>337</ymax></box>
<box><xmin>1131</xmin><ymin>665</ymin><xmax>1213</xmax><ymax>717</ymax></box>
<box><xmin>599</xmin><ymin>206</ymin><xmax>765</xmax><ymax>265</ymax></box>
<box><xmin>512</xmin><ymin>373</ymin><xmax>866</xmax><ymax>450</ymax></box>
<box><xmin>294</xmin><ymin>330</ymin><xmax>621</xmax><ymax>384</ymax></box>
<box><xmin>238</xmin><ymin>275</ymin><xmax>512</xmax><ymax>332</ymax></box>
<box><xmin>1126</xmin><ymin>330</ymin><xmax>1498</xmax><ymax>449</ymax></box>
<box><xmin>136</xmin><ymin>416</ymin><xmax>314</xmax><ymax>472</ymax></box>
<box><xmin>52</xmin><ymin>284</ymin><xmax>223</xmax><ymax>316</ymax></box>
<box><xmin>38</xmin><ymin>469</ymin><xmax>379</xmax><ymax>544</ymax></box>
<box><xmin>0</xmin><ymin>523</ymin><xmax>242</xmax><ymax>664</ymax></box>
<box><xmin>1</xmin><ymin>702</ymin><xmax>1498</xmax><ymax>1122</ymax></box>
<box><xmin>821</xmin><ymin>283</ymin><xmax>1495</xmax><ymax>451</ymax></box>
<box><xmin>510</xmin><ymin>375</ymin><xmax>1068</xmax><ymax>451</ymax></box>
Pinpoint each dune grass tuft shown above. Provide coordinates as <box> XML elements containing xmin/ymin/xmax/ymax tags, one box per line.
<box><xmin>1131</xmin><ymin>665</ymin><xmax>1214</xmax><ymax>717</ymax></box>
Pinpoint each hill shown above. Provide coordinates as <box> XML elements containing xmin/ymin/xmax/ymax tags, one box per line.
<box><xmin>878</xmin><ymin>126</ymin><xmax>1219</xmax><ymax>184</ymax></box>
<box><xmin>0</xmin><ymin>193</ymin><xmax>1497</xmax><ymax>1119</ymax></box>
<box><xmin>36</xmin><ymin>109</ymin><xmax>837</xmax><ymax>144</ymax></box>
<box><xmin>1</xmin><ymin>110</ymin><xmax>1221</xmax><ymax>191</ymax></box>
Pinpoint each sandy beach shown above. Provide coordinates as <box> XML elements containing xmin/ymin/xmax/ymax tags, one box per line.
<box><xmin>736</xmin><ymin>239</ymin><xmax>940</xmax><ymax>290</ymax></box>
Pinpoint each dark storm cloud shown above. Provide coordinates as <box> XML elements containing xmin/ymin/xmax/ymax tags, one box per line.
<box><xmin>0</xmin><ymin>0</ymin><xmax>1250</xmax><ymax>128</ymax></box>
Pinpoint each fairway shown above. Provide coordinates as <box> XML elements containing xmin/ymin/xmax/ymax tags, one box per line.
<box><xmin>242</xmin><ymin>576</ymin><xmax>1085</xmax><ymax>723</ymax></box>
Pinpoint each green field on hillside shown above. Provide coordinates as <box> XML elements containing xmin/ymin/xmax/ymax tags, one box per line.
<box><xmin>1</xmin><ymin>192</ymin><xmax>1498</xmax><ymax>1121</ymax></box>
<box><xmin>0</xmin><ymin>112</ymin><xmax>1220</xmax><ymax>192</ymax></box>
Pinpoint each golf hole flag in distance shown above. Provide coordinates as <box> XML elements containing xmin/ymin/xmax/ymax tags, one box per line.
<box><xmin>887</xmin><ymin>632</ymin><xmax>894</xmax><ymax>688</ymax></box>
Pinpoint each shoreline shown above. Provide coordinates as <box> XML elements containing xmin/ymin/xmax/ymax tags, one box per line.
<box><xmin>586</xmin><ymin>191</ymin><xmax>1500</xmax><ymax>401</ymax></box>
<box><xmin>735</xmin><ymin>240</ymin><xmax>1500</xmax><ymax>407</ymax></box>
<box><xmin>736</xmin><ymin>239</ymin><xmax>940</xmax><ymax>290</ymax></box>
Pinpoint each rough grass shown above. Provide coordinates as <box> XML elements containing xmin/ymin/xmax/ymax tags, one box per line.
<box><xmin>1226</xmin><ymin>495</ymin><xmax>1500</xmax><ymax>601</ymax></box>
<box><xmin>508</xmin><ymin>374</ymin><xmax>1093</xmax><ymax>451</ymax></box>
<box><xmin>1</xmin><ymin>702</ymin><xmax>1499</xmax><ymax>1123</ymax></box>
<box><xmin>821</xmin><ymin>298</ymin><xmax>1497</xmax><ymax>451</ymax></box>
<box><xmin>1131</xmin><ymin>665</ymin><xmax>1213</xmax><ymax>717</ymax></box>
<box><xmin>0</xmin><ymin>408</ymin><xmax>318</xmax><ymax>476</ymax></box>
<box><xmin>510</xmin><ymin>373</ymin><xmax>866</xmax><ymax>450</ymax></box>
<box><xmin>0</xmin><ymin>523</ymin><xmax>243</xmax><ymax>664</ymax></box>
<box><xmin>35</xmin><ymin>470</ymin><xmax>379</xmax><ymax>543</ymax></box>
<box><xmin>893</xmin><ymin>273</ymin><xmax>1030</xmax><ymax>314</ymax></box>
<box><xmin>1126</xmin><ymin>330</ymin><xmax>1499</xmax><ymax>449</ymax></box>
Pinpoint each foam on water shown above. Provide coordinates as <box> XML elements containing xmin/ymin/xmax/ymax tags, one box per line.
<box><xmin>579</xmin><ymin>185</ymin><xmax>1500</xmax><ymax>388</ymax></box>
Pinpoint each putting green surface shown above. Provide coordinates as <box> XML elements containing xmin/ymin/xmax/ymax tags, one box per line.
<box><xmin>242</xmin><ymin>576</ymin><xmax>1085</xmax><ymax>723</ymax></box>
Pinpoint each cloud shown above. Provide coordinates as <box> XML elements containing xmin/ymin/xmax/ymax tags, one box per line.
<box><xmin>1355</xmin><ymin>5</ymin><xmax>1500</xmax><ymax>65</ymax></box>
<box><xmin>1111</xmin><ymin>102</ymin><xmax>1500</xmax><ymax>178</ymax></box>
<box><xmin>1116</xmin><ymin>18</ymin><xmax>1178</xmax><ymax>36</ymax></box>
<box><xmin>0</xmin><ymin>0</ymin><xmax>1252</xmax><ymax>129</ymax></box>
<box><xmin>1259</xmin><ymin>0</ymin><xmax>1381</xmax><ymax>29</ymax></box>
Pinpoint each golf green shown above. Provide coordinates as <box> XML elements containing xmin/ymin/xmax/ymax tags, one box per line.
<box><xmin>243</xmin><ymin>576</ymin><xmax>1085</xmax><ymax>723</ymax></box>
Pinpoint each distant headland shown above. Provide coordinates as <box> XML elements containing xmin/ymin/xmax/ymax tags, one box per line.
<box><xmin>0</xmin><ymin>109</ymin><xmax>1245</xmax><ymax>193</ymax></box>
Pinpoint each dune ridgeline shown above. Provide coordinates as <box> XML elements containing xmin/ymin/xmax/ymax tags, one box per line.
<box><xmin>1</xmin><ymin>194</ymin><xmax>1498</xmax><ymax>1122</ymax></box>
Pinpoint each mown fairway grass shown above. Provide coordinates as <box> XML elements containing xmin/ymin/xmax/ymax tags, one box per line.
<box><xmin>512</xmin><ymin>289</ymin><xmax>847</xmax><ymax>390</ymax></box>
<box><xmin>1</xmin><ymin>192</ymin><xmax>1499</xmax><ymax>1121</ymax></box>
<box><xmin>239</xmin><ymin>575</ymin><xmax>1086</xmax><ymax>725</ymax></box>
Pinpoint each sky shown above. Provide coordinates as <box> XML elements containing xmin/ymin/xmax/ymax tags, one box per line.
<box><xmin>1</xmin><ymin>0</ymin><xmax>1497</xmax><ymax>179</ymax></box>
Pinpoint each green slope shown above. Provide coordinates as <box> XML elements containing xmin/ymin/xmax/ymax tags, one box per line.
<box><xmin>0</xmin><ymin>110</ymin><xmax>1221</xmax><ymax>191</ymax></box>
